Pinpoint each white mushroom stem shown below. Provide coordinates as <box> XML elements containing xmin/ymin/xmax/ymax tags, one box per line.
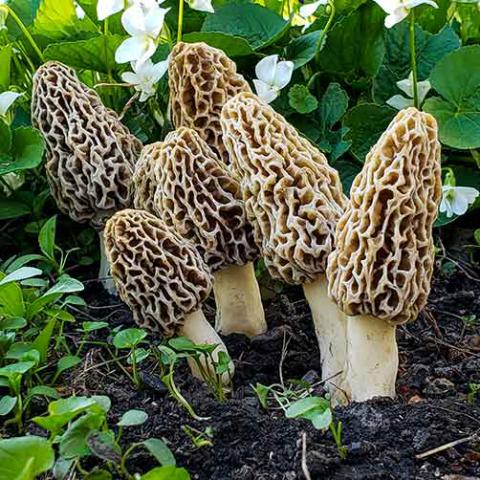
<box><xmin>98</xmin><ymin>230</ymin><xmax>117</xmax><ymax>296</ymax></box>
<box><xmin>179</xmin><ymin>309</ymin><xmax>234</xmax><ymax>385</ymax></box>
<box><xmin>344</xmin><ymin>315</ymin><xmax>398</xmax><ymax>402</ymax></box>
<box><xmin>213</xmin><ymin>262</ymin><xmax>267</xmax><ymax>337</ymax></box>
<box><xmin>302</xmin><ymin>275</ymin><xmax>348</xmax><ymax>400</ymax></box>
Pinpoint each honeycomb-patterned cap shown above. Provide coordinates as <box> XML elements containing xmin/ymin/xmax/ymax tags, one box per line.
<box><xmin>133</xmin><ymin>128</ymin><xmax>258</xmax><ymax>271</ymax></box>
<box><xmin>168</xmin><ymin>42</ymin><xmax>251</xmax><ymax>164</ymax></box>
<box><xmin>327</xmin><ymin>108</ymin><xmax>442</xmax><ymax>325</ymax></box>
<box><xmin>104</xmin><ymin>209</ymin><xmax>213</xmax><ymax>337</ymax></box>
<box><xmin>221</xmin><ymin>92</ymin><xmax>347</xmax><ymax>284</ymax></box>
<box><xmin>32</xmin><ymin>61</ymin><xmax>142</xmax><ymax>230</ymax></box>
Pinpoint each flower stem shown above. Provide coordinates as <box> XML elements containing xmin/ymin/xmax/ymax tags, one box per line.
<box><xmin>177</xmin><ymin>0</ymin><xmax>184</xmax><ymax>43</ymax></box>
<box><xmin>409</xmin><ymin>10</ymin><xmax>419</xmax><ymax>109</ymax></box>
<box><xmin>315</xmin><ymin>0</ymin><xmax>336</xmax><ymax>64</ymax></box>
<box><xmin>4</xmin><ymin>6</ymin><xmax>44</xmax><ymax>63</ymax></box>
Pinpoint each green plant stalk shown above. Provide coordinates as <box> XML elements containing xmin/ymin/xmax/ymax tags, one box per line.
<box><xmin>177</xmin><ymin>0</ymin><xmax>184</xmax><ymax>43</ymax></box>
<box><xmin>3</xmin><ymin>6</ymin><xmax>44</xmax><ymax>62</ymax></box>
<box><xmin>130</xmin><ymin>347</ymin><xmax>140</xmax><ymax>388</ymax></box>
<box><xmin>120</xmin><ymin>442</ymin><xmax>141</xmax><ymax>478</ymax></box>
<box><xmin>315</xmin><ymin>0</ymin><xmax>336</xmax><ymax>63</ymax></box>
<box><xmin>409</xmin><ymin>10</ymin><xmax>419</xmax><ymax>108</ymax></box>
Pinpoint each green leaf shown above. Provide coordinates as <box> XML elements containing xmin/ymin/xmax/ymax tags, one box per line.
<box><xmin>0</xmin><ymin>395</ymin><xmax>17</xmax><ymax>415</ymax></box>
<box><xmin>38</xmin><ymin>215</ymin><xmax>56</xmax><ymax>260</ymax></box>
<box><xmin>0</xmin><ymin>278</ymin><xmax>24</xmax><ymax>318</ymax></box>
<box><xmin>182</xmin><ymin>32</ymin><xmax>253</xmax><ymax>57</ymax></box>
<box><xmin>0</xmin><ymin>198</ymin><xmax>31</xmax><ymax>220</ymax></box>
<box><xmin>310</xmin><ymin>407</ymin><xmax>333</xmax><ymax>430</ymax></box>
<box><xmin>285</xmin><ymin>396</ymin><xmax>330</xmax><ymax>419</ymax></box>
<box><xmin>0</xmin><ymin>317</ymin><xmax>26</xmax><ymax>329</ymax></box>
<box><xmin>343</xmin><ymin>103</ymin><xmax>396</xmax><ymax>162</ymax></box>
<box><xmin>285</xmin><ymin>30</ymin><xmax>322</xmax><ymax>69</ymax></box>
<box><xmin>318</xmin><ymin>3</ymin><xmax>385</xmax><ymax>83</ymax></box>
<box><xmin>52</xmin><ymin>458</ymin><xmax>74</xmax><ymax>480</ymax></box>
<box><xmin>0</xmin><ymin>118</ymin><xmax>12</xmax><ymax>158</ymax></box>
<box><xmin>32</xmin><ymin>0</ymin><xmax>97</xmax><ymax>43</ymax></box>
<box><xmin>84</xmin><ymin>469</ymin><xmax>113</xmax><ymax>480</ymax></box>
<box><xmin>424</xmin><ymin>46</ymin><xmax>480</xmax><ymax>150</ymax></box>
<box><xmin>141</xmin><ymin>466</ymin><xmax>191</xmax><ymax>480</ymax></box>
<box><xmin>56</xmin><ymin>355</ymin><xmax>82</xmax><ymax>376</ymax></box>
<box><xmin>288</xmin><ymin>85</ymin><xmax>318</xmax><ymax>114</ymax></box>
<box><xmin>6</xmin><ymin>0</ymin><xmax>41</xmax><ymax>39</ymax></box>
<box><xmin>0</xmin><ymin>45</ymin><xmax>12</xmax><ymax>89</ymax></box>
<box><xmin>415</xmin><ymin>0</ymin><xmax>450</xmax><ymax>33</ymax></box>
<box><xmin>201</xmin><ymin>2</ymin><xmax>288</xmax><ymax>50</ymax></box>
<box><xmin>82</xmin><ymin>321</ymin><xmax>109</xmax><ymax>332</ymax></box>
<box><xmin>44</xmin><ymin>35</ymin><xmax>126</xmax><ymax>74</ymax></box>
<box><xmin>0</xmin><ymin>267</ymin><xmax>42</xmax><ymax>288</ymax></box>
<box><xmin>373</xmin><ymin>24</ymin><xmax>460</xmax><ymax>103</ymax></box>
<box><xmin>318</xmin><ymin>83</ymin><xmax>349</xmax><ymax>132</ymax></box>
<box><xmin>454</xmin><ymin>2</ymin><xmax>480</xmax><ymax>43</ymax></box>
<box><xmin>143</xmin><ymin>438</ymin><xmax>176</xmax><ymax>466</ymax></box>
<box><xmin>117</xmin><ymin>409</ymin><xmax>148</xmax><ymax>427</ymax></box>
<box><xmin>0</xmin><ymin>361</ymin><xmax>35</xmax><ymax>377</ymax></box>
<box><xmin>60</xmin><ymin>412</ymin><xmax>105</xmax><ymax>458</ymax></box>
<box><xmin>0</xmin><ymin>436</ymin><xmax>54</xmax><ymax>480</ymax></box>
<box><xmin>31</xmin><ymin>317</ymin><xmax>56</xmax><ymax>363</ymax></box>
<box><xmin>27</xmin><ymin>385</ymin><xmax>60</xmax><ymax>400</ymax></box>
<box><xmin>113</xmin><ymin>328</ymin><xmax>147</xmax><ymax>349</ymax></box>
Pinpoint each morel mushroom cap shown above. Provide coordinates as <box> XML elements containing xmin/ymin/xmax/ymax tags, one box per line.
<box><xmin>221</xmin><ymin>92</ymin><xmax>348</xmax><ymax>395</ymax></box>
<box><xmin>221</xmin><ymin>92</ymin><xmax>347</xmax><ymax>284</ymax></box>
<box><xmin>327</xmin><ymin>107</ymin><xmax>442</xmax><ymax>325</ymax></box>
<box><xmin>32</xmin><ymin>61</ymin><xmax>142</xmax><ymax>230</ymax></box>
<box><xmin>133</xmin><ymin>128</ymin><xmax>266</xmax><ymax>337</ymax></box>
<box><xmin>104</xmin><ymin>209</ymin><xmax>212</xmax><ymax>337</ymax></box>
<box><xmin>168</xmin><ymin>42</ymin><xmax>251</xmax><ymax>164</ymax></box>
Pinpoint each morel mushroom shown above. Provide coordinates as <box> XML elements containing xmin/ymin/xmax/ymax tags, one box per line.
<box><xmin>327</xmin><ymin>108</ymin><xmax>441</xmax><ymax>402</ymax></box>
<box><xmin>133</xmin><ymin>128</ymin><xmax>266</xmax><ymax>337</ymax></box>
<box><xmin>168</xmin><ymin>42</ymin><xmax>251</xmax><ymax>164</ymax></box>
<box><xmin>221</xmin><ymin>92</ymin><xmax>347</xmax><ymax>393</ymax></box>
<box><xmin>104</xmin><ymin>209</ymin><xmax>233</xmax><ymax>381</ymax></box>
<box><xmin>31</xmin><ymin>62</ymin><xmax>142</xmax><ymax>294</ymax></box>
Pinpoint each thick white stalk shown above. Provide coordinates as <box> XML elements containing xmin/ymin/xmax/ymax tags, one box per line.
<box><xmin>213</xmin><ymin>262</ymin><xmax>267</xmax><ymax>337</ymax></box>
<box><xmin>179</xmin><ymin>309</ymin><xmax>234</xmax><ymax>385</ymax></box>
<box><xmin>98</xmin><ymin>230</ymin><xmax>117</xmax><ymax>296</ymax></box>
<box><xmin>302</xmin><ymin>276</ymin><xmax>348</xmax><ymax>401</ymax></box>
<box><xmin>345</xmin><ymin>314</ymin><xmax>398</xmax><ymax>402</ymax></box>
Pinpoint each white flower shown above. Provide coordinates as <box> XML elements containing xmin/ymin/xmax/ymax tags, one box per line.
<box><xmin>1</xmin><ymin>173</ymin><xmax>24</xmax><ymax>197</ymax></box>
<box><xmin>75</xmin><ymin>1</ymin><xmax>86</xmax><ymax>19</ymax></box>
<box><xmin>299</xmin><ymin>0</ymin><xmax>327</xmax><ymax>18</ymax></box>
<box><xmin>386</xmin><ymin>71</ymin><xmax>431</xmax><ymax>110</ymax></box>
<box><xmin>0</xmin><ymin>91</ymin><xmax>22</xmax><ymax>116</ymax></box>
<box><xmin>121</xmin><ymin>58</ymin><xmax>168</xmax><ymax>101</ymax></box>
<box><xmin>373</xmin><ymin>0</ymin><xmax>438</xmax><ymax>28</ymax></box>
<box><xmin>253</xmin><ymin>55</ymin><xmax>294</xmax><ymax>104</ymax></box>
<box><xmin>115</xmin><ymin>2</ymin><xmax>169</xmax><ymax>64</ymax></box>
<box><xmin>440</xmin><ymin>185</ymin><xmax>479</xmax><ymax>218</ymax></box>
<box><xmin>97</xmin><ymin>0</ymin><xmax>125</xmax><ymax>21</ymax></box>
<box><xmin>188</xmin><ymin>0</ymin><xmax>214</xmax><ymax>13</ymax></box>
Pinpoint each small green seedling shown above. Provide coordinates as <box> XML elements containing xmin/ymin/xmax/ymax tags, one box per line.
<box><xmin>467</xmin><ymin>383</ymin><xmax>480</xmax><ymax>403</ymax></box>
<box><xmin>182</xmin><ymin>425</ymin><xmax>214</xmax><ymax>449</ymax></box>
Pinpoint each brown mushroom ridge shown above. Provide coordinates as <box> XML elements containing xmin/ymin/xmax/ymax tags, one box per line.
<box><xmin>104</xmin><ymin>209</ymin><xmax>212</xmax><ymax>337</ymax></box>
<box><xmin>133</xmin><ymin>144</ymin><xmax>159</xmax><ymax>215</ymax></box>
<box><xmin>221</xmin><ymin>92</ymin><xmax>347</xmax><ymax>284</ymax></box>
<box><xmin>168</xmin><ymin>42</ymin><xmax>251</xmax><ymax>164</ymax></box>
<box><xmin>32</xmin><ymin>61</ymin><xmax>142</xmax><ymax>230</ymax></box>
<box><xmin>154</xmin><ymin>127</ymin><xmax>258</xmax><ymax>271</ymax></box>
<box><xmin>327</xmin><ymin>108</ymin><xmax>442</xmax><ymax>325</ymax></box>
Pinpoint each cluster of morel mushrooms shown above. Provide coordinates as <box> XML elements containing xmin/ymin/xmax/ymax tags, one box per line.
<box><xmin>31</xmin><ymin>42</ymin><xmax>441</xmax><ymax>404</ymax></box>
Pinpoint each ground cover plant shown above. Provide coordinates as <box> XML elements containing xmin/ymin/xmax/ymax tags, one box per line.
<box><xmin>1</xmin><ymin>0</ymin><xmax>480</xmax><ymax>478</ymax></box>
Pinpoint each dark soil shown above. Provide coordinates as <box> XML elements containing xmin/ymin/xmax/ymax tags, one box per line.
<box><xmin>48</xmin><ymin>249</ymin><xmax>480</xmax><ymax>480</ymax></box>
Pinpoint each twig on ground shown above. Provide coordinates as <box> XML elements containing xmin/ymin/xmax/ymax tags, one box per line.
<box><xmin>279</xmin><ymin>330</ymin><xmax>291</xmax><ymax>387</ymax></box>
<box><xmin>301</xmin><ymin>432</ymin><xmax>312</xmax><ymax>480</ymax></box>
<box><xmin>416</xmin><ymin>432</ymin><xmax>479</xmax><ymax>459</ymax></box>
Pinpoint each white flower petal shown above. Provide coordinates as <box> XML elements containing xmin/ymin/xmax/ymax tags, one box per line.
<box><xmin>404</xmin><ymin>0</ymin><xmax>438</xmax><ymax>9</ymax></box>
<box><xmin>253</xmin><ymin>79</ymin><xmax>279</xmax><ymax>104</ymax></box>
<box><xmin>97</xmin><ymin>0</ymin><xmax>124</xmax><ymax>20</ymax></box>
<box><xmin>273</xmin><ymin>60</ymin><xmax>294</xmax><ymax>90</ymax></box>
<box><xmin>144</xmin><ymin>5</ymin><xmax>169</xmax><ymax>38</ymax></box>
<box><xmin>75</xmin><ymin>2</ymin><xmax>86</xmax><ymax>19</ymax></box>
<box><xmin>299</xmin><ymin>0</ymin><xmax>327</xmax><ymax>18</ymax></box>
<box><xmin>396</xmin><ymin>72</ymin><xmax>414</xmax><ymax>97</ymax></box>
<box><xmin>255</xmin><ymin>55</ymin><xmax>279</xmax><ymax>86</ymax></box>
<box><xmin>384</xmin><ymin>8</ymin><xmax>409</xmax><ymax>28</ymax></box>
<box><xmin>455</xmin><ymin>186</ymin><xmax>480</xmax><ymax>204</ymax></box>
<box><xmin>0</xmin><ymin>91</ymin><xmax>22</xmax><ymax>116</ymax></box>
<box><xmin>115</xmin><ymin>35</ymin><xmax>153</xmax><ymax>64</ymax></box>
<box><xmin>121</xmin><ymin>71</ymin><xmax>139</xmax><ymax>84</ymax></box>
<box><xmin>121</xmin><ymin>5</ymin><xmax>147</xmax><ymax>36</ymax></box>
<box><xmin>417</xmin><ymin>79</ymin><xmax>431</xmax><ymax>104</ymax></box>
<box><xmin>150</xmin><ymin>59</ymin><xmax>169</xmax><ymax>82</ymax></box>
<box><xmin>439</xmin><ymin>196</ymin><xmax>454</xmax><ymax>217</ymax></box>
<box><xmin>188</xmin><ymin>0</ymin><xmax>214</xmax><ymax>13</ymax></box>
<box><xmin>386</xmin><ymin>94</ymin><xmax>413</xmax><ymax>110</ymax></box>
<box><xmin>451</xmin><ymin>193</ymin><xmax>470</xmax><ymax>216</ymax></box>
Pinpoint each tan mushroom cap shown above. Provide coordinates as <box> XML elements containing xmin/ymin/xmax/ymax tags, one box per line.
<box><xmin>168</xmin><ymin>42</ymin><xmax>251</xmax><ymax>164</ymax></box>
<box><xmin>32</xmin><ymin>61</ymin><xmax>142</xmax><ymax>230</ymax></box>
<box><xmin>221</xmin><ymin>92</ymin><xmax>347</xmax><ymax>284</ymax></box>
<box><xmin>327</xmin><ymin>108</ymin><xmax>442</xmax><ymax>325</ymax></box>
<box><xmin>104</xmin><ymin>209</ymin><xmax>213</xmax><ymax>337</ymax></box>
<box><xmin>133</xmin><ymin>127</ymin><xmax>258</xmax><ymax>271</ymax></box>
<box><xmin>132</xmin><ymin>144</ymin><xmax>158</xmax><ymax>215</ymax></box>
